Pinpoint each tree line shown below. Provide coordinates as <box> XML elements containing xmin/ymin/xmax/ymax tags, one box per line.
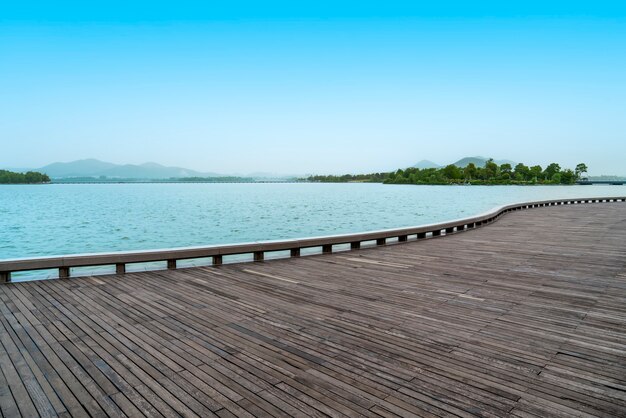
<box><xmin>304</xmin><ymin>173</ymin><xmax>390</xmax><ymax>183</ymax></box>
<box><xmin>306</xmin><ymin>161</ymin><xmax>588</xmax><ymax>185</ymax></box>
<box><xmin>0</xmin><ymin>170</ymin><xmax>50</xmax><ymax>184</ymax></box>
<box><xmin>387</xmin><ymin>161</ymin><xmax>588</xmax><ymax>185</ymax></box>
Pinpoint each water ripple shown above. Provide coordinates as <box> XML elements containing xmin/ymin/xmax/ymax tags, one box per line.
<box><xmin>0</xmin><ymin>183</ymin><xmax>622</xmax><ymax>262</ymax></box>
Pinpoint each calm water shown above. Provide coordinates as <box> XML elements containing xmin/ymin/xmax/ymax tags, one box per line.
<box><xmin>1</xmin><ymin>183</ymin><xmax>623</xmax><ymax>279</ymax></box>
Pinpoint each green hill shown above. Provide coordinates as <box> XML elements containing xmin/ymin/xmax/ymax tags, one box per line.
<box><xmin>38</xmin><ymin>159</ymin><xmax>222</xmax><ymax>179</ymax></box>
<box><xmin>452</xmin><ymin>156</ymin><xmax>516</xmax><ymax>168</ymax></box>
<box><xmin>413</xmin><ymin>160</ymin><xmax>441</xmax><ymax>169</ymax></box>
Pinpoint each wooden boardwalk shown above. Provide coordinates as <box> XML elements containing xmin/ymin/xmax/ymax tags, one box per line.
<box><xmin>1</xmin><ymin>203</ymin><xmax>625</xmax><ymax>418</ymax></box>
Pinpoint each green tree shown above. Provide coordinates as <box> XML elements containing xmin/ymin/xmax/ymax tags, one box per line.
<box><xmin>544</xmin><ymin>163</ymin><xmax>561</xmax><ymax>181</ymax></box>
<box><xmin>500</xmin><ymin>163</ymin><xmax>512</xmax><ymax>175</ymax></box>
<box><xmin>499</xmin><ymin>164</ymin><xmax>512</xmax><ymax>182</ymax></box>
<box><xmin>560</xmin><ymin>169</ymin><xmax>575</xmax><ymax>184</ymax></box>
<box><xmin>483</xmin><ymin>158</ymin><xmax>498</xmax><ymax>180</ymax></box>
<box><xmin>514</xmin><ymin>163</ymin><xmax>530</xmax><ymax>181</ymax></box>
<box><xmin>575</xmin><ymin>163</ymin><xmax>588</xmax><ymax>180</ymax></box>
<box><xmin>464</xmin><ymin>163</ymin><xmax>477</xmax><ymax>181</ymax></box>
<box><xmin>442</xmin><ymin>164</ymin><xmax>462</xmax><ymax>180</ymax></box>
<box><xmin>529</xmin><ymin>165</ymin><xmax>543</xmax><ymax>182</ymax></box>
<box><xmin>0</xmin><ymin>170</ymin><xmax>49</xmax><ymax>184</ymax></box>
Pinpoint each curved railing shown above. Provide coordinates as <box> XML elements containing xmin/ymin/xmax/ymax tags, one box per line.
<box><xmin>1</xmin><ymin>196</ymin><xmax>624</xmax><ymax>283</ymax></box>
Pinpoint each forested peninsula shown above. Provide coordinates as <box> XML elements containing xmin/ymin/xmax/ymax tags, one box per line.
<box><xmin>0</xmin><ymin>170</ymin><xmax>50</xmax><ymax>184</ymax></box>
<box><xmin>306</xmin><ymin>160</ymin><xmax>589</xmax><ymax>185</ymax></box>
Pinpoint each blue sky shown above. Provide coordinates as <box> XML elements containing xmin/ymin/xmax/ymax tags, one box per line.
<box><xmin>1</xmin><ymin>1</ymin><xmax>625</xmax><ymax>175</ymax></box>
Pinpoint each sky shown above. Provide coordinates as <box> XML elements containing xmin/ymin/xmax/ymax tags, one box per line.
<box><xmin>1</xmin><ymin>1</ymin><xmax>625</xmax><ymax>175</ymax></box>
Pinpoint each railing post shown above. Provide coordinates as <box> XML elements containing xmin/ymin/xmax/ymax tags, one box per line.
<box><xmin>417</xmin><ymin>232</ymin><xmax>426</xmax><ymax>239</ymax></box>
<box><xmin>290</xmin><ymin>248</ymin><xmax>300</xmax><ymax>257</ymax></box>
<box><xmin>445</xmin><ymin>227</ymin><xmax>454</xmax><ymax>234</ymax></box>
<box><xmin>212</xmin><ymin>255</ymin><xmax>223</xmax><ymax>266</ymax></box>
<box><xmin>59</xmin><ymin>267</ymin><xmax>70</xmax><ymax>279</ymax></box>
<box><xmin>376</xmin><ymin>238</ymin><xmax>386</xmax><ymax>246</ymax></box>
<box><xmin>432</xmin><ymin>230</ymin><xmax>441</xmax><ymax>236</ymax></box>
<box><xmin>350</xmin><ymin>242</ymin><xmax>360</xmax><ymax>250</ymax></box>
<box><xmin>253</xmin><ymin>251</ymin><xmax>264</xmax><ymax>262</ymax></box>
<box><xmin>167</xmin><ymin>259</ymin><xmax>177</xmax><ymax>270</ymax></box>
<box><xmin>398</xmin><ymin>235</ymin><xmax>408</xmax><ymax>242</ymax></box>
<box><xmin>1</xmin><ymin>272</ymin><xmax>10</xmax><ymax>283</ymax></box>
<box><xmin>322</xmin><ymin>244</ymin><xmax>332</xmax><ymax>254</ymax></box>
<box><xmin>116</xmin><ymin>263</ymin><xmax>126</xmax><ymax>275</ymax></box>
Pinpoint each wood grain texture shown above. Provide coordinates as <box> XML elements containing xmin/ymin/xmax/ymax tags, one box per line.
<box><xmin>1</xmin><ymin>203</ymin><xmax>625</xmax><ymax>417</ymax></box>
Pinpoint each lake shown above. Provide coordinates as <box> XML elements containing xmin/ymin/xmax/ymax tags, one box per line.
<box><xmin>1</xmin><ymin>183</ymin><xmax>624</xmax><ymax>279</ymax></box>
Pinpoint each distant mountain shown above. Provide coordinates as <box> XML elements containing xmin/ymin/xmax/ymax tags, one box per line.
<box><xmin>452</xmin><ymin>156</ymin><xmax>488</xmax><ymax>168</ymax></box>
<box><xmin>38</xmin><ymin>159</ymin><xmax>222</xmax><ymax>179</ymax></box>
<box><xmin>413</xmin><ymin>160</ymin><xmax>441</xmax><ymax>169</ymax></box>
<box><xmin>452</xmin><ymin>156</ymin><xmax>516</xmax><ymax>168</ymax></box>
<box><xmin>40</xmin><ymin>159</ymin><xmax>118</xmax><ymax>177</ymax></box>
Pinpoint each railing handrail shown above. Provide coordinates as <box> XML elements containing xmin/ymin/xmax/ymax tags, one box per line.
<box><xmin>1</xmin><ymin>196</ymin><xmax>624</xmax><ymax>282</ymax></box>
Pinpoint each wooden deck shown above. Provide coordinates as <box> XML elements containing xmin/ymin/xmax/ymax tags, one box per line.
<box><xmin>1</xmin><ymin>203</ymin><xmax>625</xmax><ymax>418</ymax></box>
